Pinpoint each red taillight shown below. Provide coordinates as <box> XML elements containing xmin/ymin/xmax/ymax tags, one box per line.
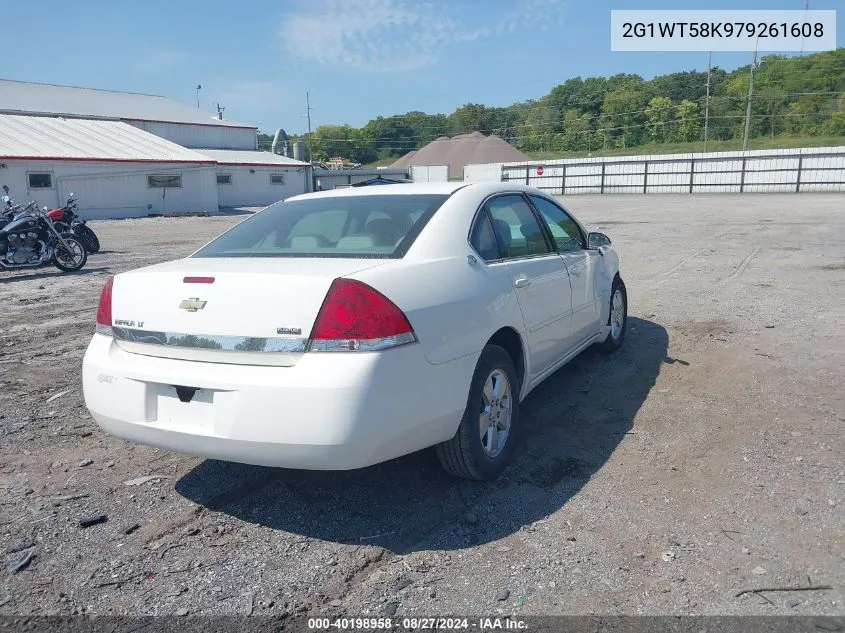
<box><xmin>96</xmin><ymin>275</ymin><xmax>114</xmax><ymax>335</ymax></box>
<box><xmin>184</xmin><ymin>276</ymin><xmax>215</xmax><ymax>284</ymax></box>
<box><xmin>309</xmin><ymin>279</ymin><xmax>416</xmax><ymax>352</ymax></box>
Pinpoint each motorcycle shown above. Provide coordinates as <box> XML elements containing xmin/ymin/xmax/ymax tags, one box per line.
<box><xmin>0</xmin><ymin>190</ymin><xmax>87</xmax><ymax>273</ymax></box>
<box><xmin>48</xmin><ymin>193</ymin><xmax>100</xmax><ymax>253</ymax></box>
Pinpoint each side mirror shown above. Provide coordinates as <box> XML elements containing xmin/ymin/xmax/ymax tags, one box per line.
<box><xmin>588</xmin><ymin>232</ymin><xmax>612</xmax><ymax>248</ymax></box>
<box><xmin>2</xmin><ymin>185</ymin><xmax>8</xmax><ymax>194</ymax></box>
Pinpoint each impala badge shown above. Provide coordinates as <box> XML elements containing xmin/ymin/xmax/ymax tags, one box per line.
<box><xmin>179</xmin><ymin>297</ymin><xmax>207</xmax><ymax>312</ymax></box>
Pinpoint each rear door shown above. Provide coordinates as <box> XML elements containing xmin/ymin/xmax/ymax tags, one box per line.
<box><xmin>484</xmin><ymin>194</ymin><xmax>573</xmax><ymax>375</ymax></box>
<box><xmin>528</xmin><ymin>195</ymin><xmax>601</xmax><ymax>345</ymax></box>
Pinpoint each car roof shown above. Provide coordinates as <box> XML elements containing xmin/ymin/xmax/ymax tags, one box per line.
<box><xmin>285</xmin><ymin>181</ymin><xmax>550</xmax><ymax>202</ymax></box>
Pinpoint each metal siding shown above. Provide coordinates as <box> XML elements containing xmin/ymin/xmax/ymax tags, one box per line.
<box><xmin>1</xmin><ymin>159</ymin><xmax>217</xmax><ymax>219</ymax></box>
<box><xmin>130</xmin><ymin>122</ymin><xmax>258</xmax><ymax>150</ymax></box>
<box><xmin>216</xmin><ymin>167</ymin><xmax>309</xmax><ymax>207</ymax></box>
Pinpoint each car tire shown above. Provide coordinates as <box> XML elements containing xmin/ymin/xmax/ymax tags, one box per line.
<box><xmin>435</xmin><ymin>344</ymin><xmax>520</xmax><ymax>481</ymax></box>
<box><xmin>601</xmin><ymin>277</ymin><xmax>627</xmax><ymax>352</ymax></box>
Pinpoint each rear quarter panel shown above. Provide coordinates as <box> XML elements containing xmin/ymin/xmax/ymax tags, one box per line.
<box><xmin>352</xmin><ymin>254</ymin><xmax>524</xmax><ymax>367</ymax></box>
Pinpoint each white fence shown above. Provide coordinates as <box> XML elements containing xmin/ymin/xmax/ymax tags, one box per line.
<box><xmin>465</xmin><ymin>146</ymin><xmax>845</xmax><ymax>194</ymax></box>
<box><xmin>409</xmin><ymin>165</ymin><xmax>449</xmax><ymax>182</ymax></box>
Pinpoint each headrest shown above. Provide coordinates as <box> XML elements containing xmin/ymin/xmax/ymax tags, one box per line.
<box><xmin>290</xmin><ymin>235</ymin><xmax>322</xmax><ymax>249</ymax></box>
<box><xmin>491</xmin><ymin>218</ymin><xmax>512</xmax><ymax>249</ymax></box>
<box><xmin>337</xmin><ymin>235</ymin><xmax>376</xmax><ymax>249</ymax></box>
<box><xmin>365</xmin><ymin>217</ymin><xmax>403</xmax><ymax>245</ymax></box>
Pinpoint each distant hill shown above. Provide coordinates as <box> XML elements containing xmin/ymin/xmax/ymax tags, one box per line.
<box><xmin>259</xmin><ymin>48</ymin><xmax>845</xmax><ymax>162</ymax></box>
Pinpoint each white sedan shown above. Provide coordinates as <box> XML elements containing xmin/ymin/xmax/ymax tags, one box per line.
<box><xmin>82</xmin><ymin>182</ymin><xmax>626</xmax><ymax>480</ymax></box>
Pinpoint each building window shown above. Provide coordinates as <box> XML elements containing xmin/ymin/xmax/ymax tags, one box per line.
<box><xmin>270</xmin><ymin>173</ymin><xmax>285</xmax><ymax>185</ymax></box>
<box><xmin>28</xmin><ymin>173</ymin><xmax>53</xmax><ymax>189</ymax></box>
<box><xmin>147</xmin><ymin>174</ymin><xmax>182</xmax><ymax>188</ymax></box>
<box><xmin>217</xmin><ymin>174</ymin><xmax>232</xmax><ymax>185</ymax></box>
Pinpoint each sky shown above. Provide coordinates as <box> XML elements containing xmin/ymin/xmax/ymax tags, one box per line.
<box><xmin>2</xmin><ymin>0</ymin><xmax>843</xmax><ymax>134</ymax></box>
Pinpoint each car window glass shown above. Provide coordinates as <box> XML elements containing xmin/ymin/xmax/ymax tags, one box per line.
<box><xmin>289</xmin><ymin>209</ymin><xmax>348</xmax><ymax>243</ymax></box>
<box><xmin>486</xmin><ymin>195</ymin><xmax>551</xmax><ymax>259</ymax></box>
<box><xmin>193</xmin><ymin>194</ymin><xmax>449</xmax><ymax>259</ymax></box>
<box><xmin>470</xmin><ymin>212</ymin><xmax>501</xmax><ymax>261</ymax></box>
<box><xmin>529</xmin><ymin>195</ymin><xmax>584</xmax><ymax>252</ymax></box>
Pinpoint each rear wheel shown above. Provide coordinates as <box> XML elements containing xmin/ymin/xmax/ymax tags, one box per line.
<box><xmin>74</xmin><ymin>224</ymin><xmax>100</xmax><ymax>253</ymax></box>
<box><xmin>435</xmin><ymin>344</ymin><xmax>520</xmax><ymax>481</ymax></box>
<box><xmin>52</xmin><ymin>236</ymin><xmax>87</xmax><ymax>272</ymax></box>
<box><xmin>601</xmin><ymin>277</ymin><xmax>627</xmax><ymax>352</ymax></box>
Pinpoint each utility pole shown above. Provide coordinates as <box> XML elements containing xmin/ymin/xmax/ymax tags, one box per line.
<box><xmin>800</xmin><ymin>0</ymin><xmax>810</xmax><ymax>56</ymax></box>
<box><xmin>195</xmin><ymin>85</ymin><xmax>202</xmax><ymax>108</ymax></box>
<box><xmin>742</xmin><ymin>42</ymin><xmax>758</xmax><ymax>152</ymax></box>
<box><xmin>305</xmin><ymin>92</ymin><xmax>314</xmax><ymax>163</ymax></box>
<box><xmin>704</xmin><ymin>51</ymin><xmax>712</xmax><ymax>153</ymax></box>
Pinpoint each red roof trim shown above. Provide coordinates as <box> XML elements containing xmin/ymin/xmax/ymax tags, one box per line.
<box><xmin>122</xmin><ymin>117</ymin><xmax>257</xmax><ymax>130</ymax></box>
<box><xmin>0</xmin><ymin>156</ymin><xmax>216</xmax><ymax>165</ymax></box>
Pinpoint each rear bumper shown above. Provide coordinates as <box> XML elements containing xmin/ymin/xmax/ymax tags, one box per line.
<box><xmin>82</xmin><ymin>334</ymin><xmax>475</xmax><ymax>470</ymax></box>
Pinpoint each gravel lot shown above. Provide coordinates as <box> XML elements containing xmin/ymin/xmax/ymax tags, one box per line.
<box><xmin>0</xmin><ymin>194</ymin><xmax>842</xmax><ymax>619</ymax></box>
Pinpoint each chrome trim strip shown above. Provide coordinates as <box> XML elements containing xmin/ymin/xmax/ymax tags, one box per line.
<box><xmin>111</xmin><ymin>327</ymin><xmax>308</xmax><ymax>353</ymax></box>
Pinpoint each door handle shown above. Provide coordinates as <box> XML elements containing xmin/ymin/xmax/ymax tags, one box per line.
<box><xmin>514</xmin><ymin>277</ymin><xmax>531</xmax><ymax>288</ymax></box>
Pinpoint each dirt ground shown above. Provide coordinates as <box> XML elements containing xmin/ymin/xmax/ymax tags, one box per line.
<box><xmin>0</xmin><ymin>194</ymin><xmax>842</xmax><ymax>619</ymax></box>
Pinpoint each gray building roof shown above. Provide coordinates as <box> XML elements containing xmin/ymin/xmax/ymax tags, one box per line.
<box><xmin>0</xmin><ymin>79</ymin><xmax>254</xmax><ymax>129</ymax></box>
<box><xmin>0</xmin><ymin>114</ymin><xmax>214</xmax><ymax>163</ymax></box>
<box><xmin>197</xmin><ymin>149</ymin><xmax>310</xmax><ymax>167</ymax></box>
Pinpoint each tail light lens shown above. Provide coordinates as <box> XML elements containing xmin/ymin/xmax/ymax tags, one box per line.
<box><xmin>95</xmin><ymin>275</ymin><xmax>114</xmax><ymax>336</ymax></box>
<box><xmin>308</xmin><ymin>279</ymin><xmax>416</xmax><ymax>352</ymax></box>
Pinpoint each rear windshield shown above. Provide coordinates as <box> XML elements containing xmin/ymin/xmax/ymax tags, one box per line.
<box><xmin>193</xmin><ymin>194</ymin><xmax>450</xmax><ymax>259</ymax></box>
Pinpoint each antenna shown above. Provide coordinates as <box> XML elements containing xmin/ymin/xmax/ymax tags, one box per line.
<box><xmin>215</xmin><ymin>102</ymin><xmax>225</xmax><ymax>121</ymax></box>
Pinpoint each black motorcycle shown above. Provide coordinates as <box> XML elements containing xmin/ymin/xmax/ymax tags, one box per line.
<box><xmin>48</xmin><ymin>193</ymin><xmax>100</xmax><ymax>253</ymax></box>
<box><xmin>0</xmin><ymin>194</ymin><xmax>87</xmax><ymax>273</ymax></box>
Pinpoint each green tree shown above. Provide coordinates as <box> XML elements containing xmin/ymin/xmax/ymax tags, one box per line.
<box><xmin>645</xmin><ymin>96</ymin><xmax>674</xmax><ymax>143</ymax></box>
<box><xmin>601</xmin><ymin>88</ymin><xmax>648</xmax><ymax>148</ymax></box>
<box><xmin>676</xmin><ymin>100</ymin><xmax>702</xmax><ymax>142</ymax></box>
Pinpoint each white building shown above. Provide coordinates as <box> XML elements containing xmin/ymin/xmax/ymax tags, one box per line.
<box><xmin>0</xmin><ymin>79</ymin><xmax>310</xmax><ymax>217</ymax></box>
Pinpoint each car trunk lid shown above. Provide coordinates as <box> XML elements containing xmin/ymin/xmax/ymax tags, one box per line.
<box><xmin>110</xmin><ymin>257</ymin><xmax>388</xmax><ymax>366</ymax></box>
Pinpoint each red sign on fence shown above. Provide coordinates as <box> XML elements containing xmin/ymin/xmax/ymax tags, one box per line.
<box><xmin>536</xmin><ymin>166</ymin><xmax>545</xmax><ymax>176</ymax></box>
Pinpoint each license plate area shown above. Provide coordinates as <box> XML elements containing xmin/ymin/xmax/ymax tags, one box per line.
<box><xmin>154</xmin><ymin>384</ymin><xmax>215</xmax><ymax>432</ymax></box>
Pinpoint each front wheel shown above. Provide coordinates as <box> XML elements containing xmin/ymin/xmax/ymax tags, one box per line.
<box><xmin>435</xmin><ymin>344</ymin><xmax>520</xmax><ymax>481</ymax></box>
<box><xmin>74</xmin><ymin>224</ymin><xmax>100</xmax><ymax>253</ymax></box>
<box><xmin>601</xmin><ymin>278</ymin><xmax>627</xmax><ymax>352</ymax></box>
<box><xmin>52</xmin><ymin>236</ymin><xmax>87</xmax><ymax>272</ymax></box>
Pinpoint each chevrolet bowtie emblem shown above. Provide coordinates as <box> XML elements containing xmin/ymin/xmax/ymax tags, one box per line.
<box><xmin>179</xmin><ymin>298</ymin><xmax>207</xmax><ymax>312</ymax></box>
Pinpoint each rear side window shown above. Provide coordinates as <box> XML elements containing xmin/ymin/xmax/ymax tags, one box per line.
<box><xmin>486</xmin><ymin>195</ymin><xmax>552</xmax><ymax>259</ymax></box>
<box><xmin>470</xmin><ymin>213</ymin><xmax>501</xmax><ymax>261</ymax></box>
<box><xmin>193</xmin><ymin>194</ymin><xmax>449</xmax><ymax>259</ymax></box>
